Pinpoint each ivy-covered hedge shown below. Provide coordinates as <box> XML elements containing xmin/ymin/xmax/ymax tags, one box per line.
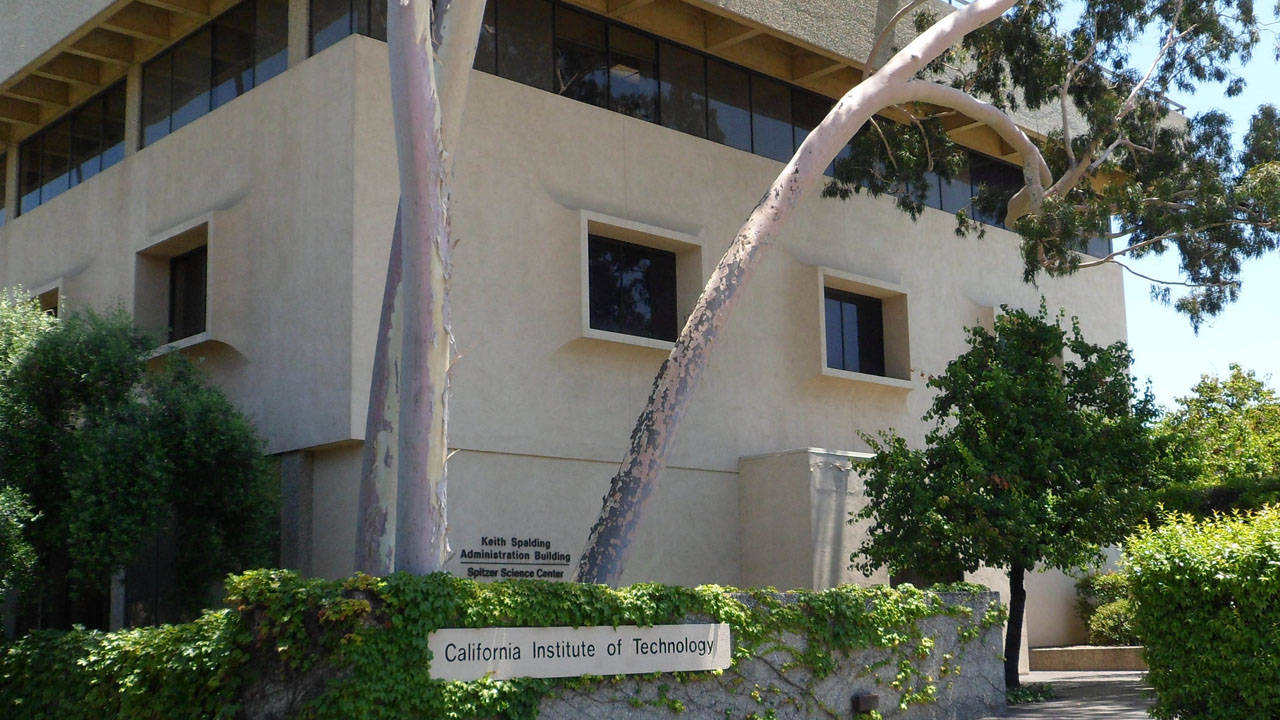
<box><xmin>0</xmin><ymin>571</ymin><xmax>1005</xmax><ymax>720</ymax></box>
<box><xmin>1126</xmin><ymin>506</ymin><xmax>1280</xmax><ymax>720</ymax></box>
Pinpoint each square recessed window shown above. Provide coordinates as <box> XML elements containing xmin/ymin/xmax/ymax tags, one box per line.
<box><xmin>169</xmin><ymin>246</ymin><xmax>208</xmax><ymax>342</ymax></box>
<box><xmin>137</xmin><ymin>219</ymin><xmax>212</xmax><ymax>348</ymax></box>
<box><xmin>824</xmin><ymin>288</ymin><xmax>884</xmax><ymax>376</ymax></box>
<box><xmin>580</xmin><ymin>212</ymin><xmax>702</xmax><ymax>350</ymax></box>
<box><xmin>588</xmin><ymin>235</ymin><xmax>677</xmax><ymax>342</ymax></box>
<box><xmin>818</xmin><ymin>268</ymin><xmax>912</xmax><ymax>389</ymax></box>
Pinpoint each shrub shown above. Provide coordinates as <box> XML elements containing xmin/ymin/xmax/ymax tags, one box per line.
<box><xmin>0</xmin><ymin>298</ymin><xmax>277</xmax><ymax>627</ymax></box>
<box><xmin>1074</xmin><ymin>572</ymin><xmax>1128</xmax><ymax>619</ymax></box>
<box><xmin>1074</xmin><ymin>572</ymin><xmax>1138</xmax><ymax>645</ymax></box>
<box><xmin>1088</xmin><ymin>598</ymin><xmax>1138</xmax><ymax>645</ymax></box>
<box><xmin>1125</xmin><ymin>506</ymin><xmax>1280</xmax><ymax>720</ymax></box>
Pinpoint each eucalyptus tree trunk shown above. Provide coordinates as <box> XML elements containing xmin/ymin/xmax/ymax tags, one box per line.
<box><xmin>574</xmin><ymin>0</ymin><xmax>1033</xmax><ymax>585</ymax></box>
<box><xmin>355</xmin><ymin>0</ymin><xmax>486</xmax><ymax>576</ymax></box>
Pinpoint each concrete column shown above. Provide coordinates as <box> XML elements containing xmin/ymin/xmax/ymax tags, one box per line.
<box><xmin>288</xmin><ymin>0</ymin><xmax>310</xmax><ymax>69</ymax></box>
<box><xmin>279</xmin><ymin>450</ymin><xmax>315</xmax><ymax>575</ymax></box>
<box><xmin>123</xmin><ymin>64</ymin><xmax>143</xmax><ymax>156</ymax></box>
<box><xmin>2</xmin><ymin>146</ymin><xmax>17</xmax><ymax>220</ymax></box>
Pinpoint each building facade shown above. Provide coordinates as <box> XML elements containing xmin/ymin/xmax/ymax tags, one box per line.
<box><xmin>0</xmin><ymin>0</ymin><xmax>1120</xmax><ymax>650</ymax></box>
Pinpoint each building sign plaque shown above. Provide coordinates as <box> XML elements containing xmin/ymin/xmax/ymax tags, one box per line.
<box><xmin>427</xmin><ymin>623</ymin><xmax>732</xmax><ymax>681</ymax></box>
<box><xmin>457</xmin><ymin>535</ymin><xmax>572</xmax><ymax>580</ymax></box>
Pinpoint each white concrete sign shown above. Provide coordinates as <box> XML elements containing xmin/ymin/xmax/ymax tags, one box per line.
<box><xmin>428</xmin><ymin>623</ymin><xmax>732</xmax><ymax>681</ymax></box>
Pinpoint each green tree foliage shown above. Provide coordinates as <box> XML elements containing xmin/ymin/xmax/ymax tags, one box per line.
<box><xmin>0</xmin><ymin>294</ymin><xmax>276</xmax><ymax>628</ymax></box>
<box><xmin>1074</xmin><ymin>571</ymin><xmax>1139</xmax><ymax>645</ymax></box>
<box><xmin>1126</xmin><ymin>507</ymin><xmax>1280</xmax><ymax>719</ymax></box>
<box><xmin>0</xmin><ymin>486</ymin><xmax>37</xmax><ymax>596</ymax></box>
<box><xmin>823</xmin><ymin>0</ymin><xmax>1280</xmax><ymax>328</ymax></box>
<box><xmin>853</xmin><ymin>304</ymin><xmax>1161</xmax><ymax>686</ymax></box>
<box><xmin>1156</xmin><ymin>364</ymin><xmax>1280</xmax><ymax>492</ymax></box>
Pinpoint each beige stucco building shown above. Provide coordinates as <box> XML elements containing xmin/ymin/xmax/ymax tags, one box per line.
<box><xmin>0</xmin><ymin>0</ymin><xmax>1118</xmax><ymax>652</ymax></box>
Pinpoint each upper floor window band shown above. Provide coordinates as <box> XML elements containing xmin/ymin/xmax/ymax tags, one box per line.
<box><xmin>142</xmin><ymin>0</ymin><xmax>288</xmax><ymax>148</ymax></box>
<box><xmin>310</xmin><ymin>0</ymin><xmax>387</xmax><ymax>54</ymax></box>
<box><xmin>18</xmin><ymin>81</ymin><xmax>126</xmax><ymax>216</ymax></box>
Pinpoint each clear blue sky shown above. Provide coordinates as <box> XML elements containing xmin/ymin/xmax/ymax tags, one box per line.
<box><xmin>1055</xmin><ymin>10</ymin><xmax>1280</xmax><ymax>410</ymax></box>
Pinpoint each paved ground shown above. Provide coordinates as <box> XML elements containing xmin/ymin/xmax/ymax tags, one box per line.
<box><xmin>985</xmin><ymin>671</ymin><xmax>1154</xmax><ymax>719</ymax></box>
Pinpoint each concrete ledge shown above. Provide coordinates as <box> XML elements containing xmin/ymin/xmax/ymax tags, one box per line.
<box><xmin>1029</xmin><ymin>645</ymin><xmax>1147</xmax><ymax>671</ymax></box>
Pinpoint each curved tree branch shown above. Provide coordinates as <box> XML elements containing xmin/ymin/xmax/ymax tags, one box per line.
<box><xmin>867</xmin><ymin>0</ymin><xmax>933</xmax><ymax>71</ymax></box>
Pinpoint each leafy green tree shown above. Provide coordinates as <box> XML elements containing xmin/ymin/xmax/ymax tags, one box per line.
<box><xmin>0</xmin><ymin>486</ymin><xmax>37</xmax><ymax>598</ymax></box>
<box><xmin>853</xmin><ymin>305</ymin><xmax>1161</xmax><ymax>687</ymax></box>
<box><xmin>0</xmin><ymin>295</ymin><xmax>276</xmax><ymax>629</ymax></box>
<box><xmin>1159</xmin><ymin>365</ymin><xmax>1280</xmax><ymax>484</ymax></box>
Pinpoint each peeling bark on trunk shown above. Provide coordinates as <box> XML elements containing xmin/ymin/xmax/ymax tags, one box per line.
<box><xmin>356</xmin><ymin>0</ymin><xmax>485</xmax><ymax>576</ymax></box>
<box><xmin>354</xmin><ymin>208</ymin><xmax>403</xmax><ymax>576</ymax></box>
<box><xmin>575</xmin><ymin>0</ymin><xmax>1023</xmax><ymax>586</ymax></box>
<box><xmin>388</xmin><ymin>0</ymin><xmax>452</xmax><ymax>575</ymax></box>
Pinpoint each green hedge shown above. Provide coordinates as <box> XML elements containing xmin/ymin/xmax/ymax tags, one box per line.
<box><xmin>1125</xmin><ymin>506</ymin><xmax>1280</xmax><ymax>720</ymax></box>
<box><xmin>1074</xmin><ymin>573</ymin><xmax>1138</xmax><ymax>645</ymax></box>
<box><xmin>1154</xmin><ymin>474</ymin><xmax>1280</xmax><ymax>519</ymax></box>
<box><xmin>0</xmin><ymin>571</ymin><xmax>1003</xmax><ymax>720</ymax></box>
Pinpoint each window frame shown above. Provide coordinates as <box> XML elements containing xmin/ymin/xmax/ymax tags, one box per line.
<box><xmin>15</xmin><ymin>80</ymin><xmax>127</xmax><ymax>216</ymax></box>
<box><xmin>135</xmin><ymin>214</ymin><xmax>216</xmax><ymax>352</ymax></box>
<box><xmin>579</xmin><ymin>210</ymin><xmax>702</xmax><ymax>351</ymax></box>
<box><xmin>142</xmin><ymin>0</ymin><xmax>289</xmax><ymax>149</ymax></box>
<box><xmin>817</xmin><ymin>267</ymin><xmax>913</xmax><ymax>390</ymax></box>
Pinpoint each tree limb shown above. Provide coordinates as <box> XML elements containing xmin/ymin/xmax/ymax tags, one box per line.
<box><xmin>866</xmin><ymin>0</ymin><xmax>933</xmax><ymax>71</ymax></box>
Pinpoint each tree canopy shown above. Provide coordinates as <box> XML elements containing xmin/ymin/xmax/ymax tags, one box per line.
<box><xmin>852</xmin><ymin>304</ymin><xmax>1161</xmax><ymax>685</ymax></box>
<box><xmin>1153</xmin><ymin>364</ymin><xmax>1280</xmax><ymax>515</ymax></box>
<box><xmin>0</xmin><ymin>294</ymin><xmax>277</xmax><ymax>629</ymax></box>
<box><xmin>823</xmin><ymin>0</ymin><xmax>1280</xmax><ymax>328</ymax></box>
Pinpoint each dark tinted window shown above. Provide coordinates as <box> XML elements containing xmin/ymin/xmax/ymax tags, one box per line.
<box><xmin>824</xmin><ymin>288</ymin><xmax>884</xmax><ymax>376</ymax></box>
<box><xmin>255</xmin><ymin>0</ymin><xmax>289</xmax><ymax>80</ymax></box>
<box><xmin>101</xmin><ymin>83</ymin><xmax>126</xmax><ymax>167</ymax></box>
<box><xmin>171</xmin><ymin>27</ymin><xmax>213</xmax><ymax>132</ymax></box>
<box><xmin>658</xmin><ymin>42</ymin><xmax>706</xmax><ymax>137</ymax></box>
<box><xmin>146</xmin><ymin>1</ymin><xmax>293</xmax><ymax>148</ymax></box>
<box><xmin>19</xmin><ymin>139</ymin><xmax>41</xmax><ymax>214</ymax></box>
<box><xmin>0</xmin><ymin>153</ymin><xmax>6</xmax><ymax>226</ymax></box>
<box><xmin>142</xmin><ymin>53</ymin><xmax>173</xmax><ymax>145</ymax></box>
<box><xmin>474</xmin><ymin>0</ymin><xmax>497</xmax><ymax>72</ymax></box>
<box><xmin>310</xmin><ymin>0</ymin><xmax>385</xmax><ymax>53</ymax></box>
<box><xmin>311</xmin><ymin>0</ymin><xmax>354</xmax><ymax>53</ymax></box>
<box><xmin>608</xmin><ymin>26</ymin><xmax>657</xmax><ymax>122</ymax></box>
<box><xmin>750</xmin><ymin>75</ymin><xmax>791</xmax><ymax>162</ymax></box>
<box><xmin>16</xmin><ymin>81</ymin><xmax>125</xmax><ymax>215</ymax></box>
<box><xmin>588</xmin><ymin>235</ymin><xmax>677</xmax><ymax>342</ymax></box>
<box><xmin>169</xmin><ymin>246</ymin><xmax>208</xmax><ymax>342</ymax></box>
<box><xmin>706</xmin><ymin>59</ymin><xmax>751</xmax><ymax>151</ymax></box>
<box><xmin>357</xmin><ymin>0</ymin><xmax>387</xmax><ymax>41</ymax></box>
<box><xmin>497</xmin><ymin>0</ymin><xmax>553</xmax><ymax>91</ymax></box>
<box><xmin>969</xmin><ymin>153</ymin><xmax>1022</xmax><ymax>227</ymax></box>
<box><xmin>212</xmin><ymin>3</ymin><xmax>256</xmax><ymax>110</ymax></box>
<box><xmin>938</xmin><ymin>161</ymin><xmax>972</xmax><ymax>215</ymax></box>
<box><xmin>70</xmin><ymin>97</ymin><xmax>104</xmax><ymax>185</ymax></box>
<box><xmin>40</xmin><ymin>119</ymin><xmax>72</xmax><ymax>203</ymax></box>
<box><xmin>554</xmin><ymin>6</ymin><xmax>606</xmax><ymax>106</ymax></box>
